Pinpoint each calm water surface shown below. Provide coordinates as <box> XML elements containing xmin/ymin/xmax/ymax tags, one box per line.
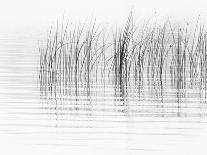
<box><xmin>0</xmin><ymin>25</ymin><xmax>207</xmax><ymax>155</ymax></box>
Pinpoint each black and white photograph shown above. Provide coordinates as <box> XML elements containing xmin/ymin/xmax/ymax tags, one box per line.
<box><xmin>0</xmin><ymin>0</ymin><xmax>207</xmax><ymax>155</ymax></box>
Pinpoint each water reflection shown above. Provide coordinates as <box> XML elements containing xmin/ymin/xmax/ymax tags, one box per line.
<box><xmin>39</xmin><ymin>70</ymin><xmax>207</xmax><ymax>118</ymax></box>
<box><xmin>2</xmin><ymin>21</ymin><xmax>207</xmax><ymax>155</ymax></box>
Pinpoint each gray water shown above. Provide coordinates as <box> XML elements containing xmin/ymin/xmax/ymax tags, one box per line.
<box><xmin>1</xmin><ymin>25</ymin><xmax>207</xmax><ymax>155</ymax></box>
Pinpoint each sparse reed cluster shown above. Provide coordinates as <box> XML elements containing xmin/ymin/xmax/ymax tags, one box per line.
<box><xmin>39</xmin><ymin>15</ymin><xmax>207</xmax><ymax>96</ymax></box>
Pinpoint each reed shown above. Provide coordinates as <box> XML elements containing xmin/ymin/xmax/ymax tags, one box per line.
<box><xmin>39</xmin><ymin>15</ymin><xmax>207</xmax><ymax>97</ymax></box>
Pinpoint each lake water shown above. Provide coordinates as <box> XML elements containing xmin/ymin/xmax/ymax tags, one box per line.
<box><xmin>1</xmin><ymin>15</ymin><xmax>207</xmax><ymax>155</ymax></box>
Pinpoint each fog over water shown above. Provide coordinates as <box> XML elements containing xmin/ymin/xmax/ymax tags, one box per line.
<box><xmin>1</xmin><ymin>0</ymin><xmax>207</xmax><ymax>155</ymax></box>
<box><xmin>0</xmin><ymin>0</ymin><xmax>207</xmax><ymax>26</ymax></box>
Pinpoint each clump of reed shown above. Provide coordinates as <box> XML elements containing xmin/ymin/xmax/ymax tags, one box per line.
<box><xmin>111</xmin><ymin>14</ymin><xmax>134</xmax><ymax>86</ymax></box>
<box><xmin>39</xmin><ymin>15</ymin><xmax>207</xmax><ymax>97</ymax></box>
<box><xmin>39</xmin><ymin>20</ymin><xmax>111</xmax><ymax>96</ymax></box>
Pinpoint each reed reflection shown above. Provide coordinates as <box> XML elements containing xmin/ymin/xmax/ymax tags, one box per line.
<box><xmin>39</xmin><ymin>14</ymin><xmax>207</xmax><ymax>117</ymax></box>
